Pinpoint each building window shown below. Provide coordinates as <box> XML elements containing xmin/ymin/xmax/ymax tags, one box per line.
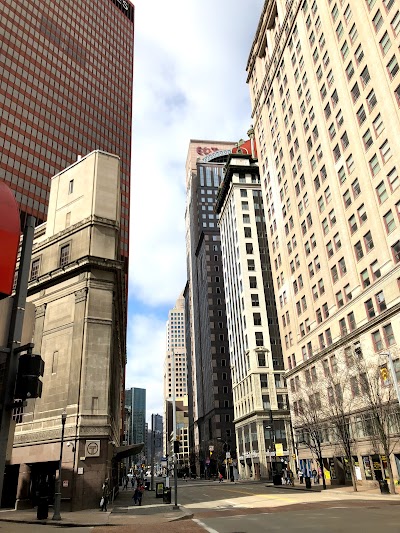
<box><xmin>387</xmin><ymin>55</ymin><xmax>399</xmax><ymax>79</ymax></box>
<box><xmin>348</xmin><ymin>311</ymin><xmax>356</xmax><ymax>332</ymax></box>
<box><xmin>376</xmin><ymin>291</ymin><xmax>387</xmax><ymax>312</ymax></box>
<box><xmin>255</xmin><ymin>332</ymin><xmax>264</xmax><ymax>347</ymax></box>
<box><xmin>384</xmin><ymin>210</ymin><xmax>396</xmax><ymax>233</ymax></box>
<box><xmin>361</xmin><ymin>269</ymin><xmax>370</xmax><ymax>288</ymax></box>
<box><xmin>365</xmin><ymin>298</ymin><xmax>376</xmax><ymax>319</ymax></box>
<box><xmin>59</xmin><ymin>244</ymin><xmax>70</xmax><ymax>267</ymax></box>
<box><xmin>260</xmin><ymin>374</ymin><xmax>268</xmax><ymax>388</ymax></box>
<box><xmin>367</xmin><ymin>89</ymin><xmax>377</xmax><ymax>111</ymax></box>
<box><xmin>372</xmin><ymin>330</ymin><xmax>383</xmax><ymax>351</ymax></box>
<box><xmin>68</xmin><ymin>180</ymin><xmax>74</xmax><ymax>194</ymax></box>
<box><xmin>383</xmin><ymin>323</ymin><xmax>395</xmax><ymax>346</ymax></box>
<box><xmin>30</xmin><ymin>258</ymin><xmax>40</xmax><ymax>281</ymax></box>
<box><xmin>258</xmin><ymin>353</ymin><xmax>266</xmax><ymax>366</ymax></box>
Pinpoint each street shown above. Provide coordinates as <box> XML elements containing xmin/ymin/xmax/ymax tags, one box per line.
<box><xmin>1</xmin><ymin>480</ymin><xmax>400</xmax><ymax>532</ymax></box>
<box><xmin>194</xmin><ymin>506</ymin><xmax>400</xmax><ymax>533</ymax></box>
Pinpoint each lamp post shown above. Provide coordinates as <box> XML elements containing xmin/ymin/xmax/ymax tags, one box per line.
<box><xmin>52</xmin><ymin>410</ymin><xmax>67</xmax><ymax>520</ymax></box>
<box><xmin>265</xmin><ymin>412</ymin><xmax>276</xmax><ymax>481</ymax></box>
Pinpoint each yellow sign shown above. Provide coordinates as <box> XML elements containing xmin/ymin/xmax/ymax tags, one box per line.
<box><xmin>275</xmin><ymin>443</ymin><xmax>284</xmax><ymax>457</ymax></box>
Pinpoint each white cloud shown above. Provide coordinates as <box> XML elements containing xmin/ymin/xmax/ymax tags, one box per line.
<box><xmin>127</xmin><ymin>0</ymin><xmax>265</xmax><ymax>421</ymax></box>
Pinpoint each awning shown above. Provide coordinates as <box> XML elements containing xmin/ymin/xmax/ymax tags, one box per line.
<box><xmin>113</xmin><ymin>443</ymin><xmax>144</xmax><ymax>461</ymax></box>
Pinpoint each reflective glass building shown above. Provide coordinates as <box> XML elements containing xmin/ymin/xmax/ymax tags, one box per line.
<box><xmin>0</xmin><ymin>0</ymin><xmax>134</xmax><ymax>262</ymax></box>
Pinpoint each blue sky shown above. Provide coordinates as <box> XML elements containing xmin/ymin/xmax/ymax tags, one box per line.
<box><xmin>127</xmin><ymin>0</ymin><xmax>265</xmax><ymax>422</ymax></box>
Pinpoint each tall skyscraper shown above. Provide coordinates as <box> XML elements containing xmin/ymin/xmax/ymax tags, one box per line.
<box><xmin>216</xmin><ymin>141</ymin><xmax>291</xmax><ymax>480</ymax></box>
<box><xmin>0</xmin><ymin>0</ymin><xmax>134</xmax><ymax>264</ymax></box>
<box><xmin>247</xmin><ymin>0</ymin><xmax>400</xmax><ymax>485</ymax></box>
<box><xmin>185</xmin><ymin>140</ymin><xmax>237</xmax><ymax>477</ymax></box>
<box><xmin>163</xmin><ymin>291</ymin><xmax>187</xmax><ymax>400</ymax></box>
<box><xmin>125</xmin><ymin>387</ymin><xmax>146</xmax><ymax>463</ymax></box>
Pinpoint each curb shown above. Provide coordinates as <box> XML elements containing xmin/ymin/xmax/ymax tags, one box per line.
<box><xmin>0</xmin><ymin>517</ymin><xmax>116</xmax><ymax>528</ymax></box>
<box><xmin>270</xmin><ymin>485</ymin><xmax>321</xmax><ymax>492</ymax></box>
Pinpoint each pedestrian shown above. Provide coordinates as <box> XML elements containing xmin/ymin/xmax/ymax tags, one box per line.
<box><xmin>218</xmin><ymin>472</ymin><xmax>224</xmax><ymax>483</ymax></box>
<box><xmin>131</xmin><ymin>477</ymin><xmax>135</xmax><ymax>489</ymax></box>
<box><xmin>183</xmin><ymin>472</ymin><xmax>187</xmax><ymax>482</ymax></box>
<box><xmin>312</xmin><ymin>468</ymin><xmax>318</xmax><ymax>484</ymax></box>
<box><xmin>100</xmin><ymin>479</ymin><xmax>109</xmax><ymax>512</ymax></box>
<box><xmin>133</xmin><ymin>481</ymin><xmax>145</xmax><ymax>505</ymax></box>
<box><xmin>287</xmin><ymin>468</ymin><xmax>294</xmax><ymax>486</ymax></box>
<box><xmin>123</xmin><ymin>477</ymin><xmax>128</xmax><ymax>490</ymax></box>
<box><xmin>298</xmin><ymin>469</ymin><xmax>304</xmax><ymax>484</ymax></box>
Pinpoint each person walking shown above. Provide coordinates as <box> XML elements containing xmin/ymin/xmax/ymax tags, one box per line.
<box><xmin>312</xmin><ymin>468</ymin><xmax>318</xmax><ymax>484</ymax></box>
<box><xmin>218</xmin><ymin>472</ymin><xmax>224</xmax><ymax>483</ymax></box>
<box><xmin>298</xmin><ymin>468</ymin><xmax>304</xmax><ymax>484</ymax></box>
<box><xmin>100</xmin><ymin>479</ymin><xmax>109</xmax><ymax>512</ymax></box>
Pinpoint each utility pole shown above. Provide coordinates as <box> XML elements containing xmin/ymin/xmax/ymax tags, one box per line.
<box><xmin>0</xmin><ymin>216</ymin><xmax>35</xmax><ymax>503</ymax></box>
<box><xmin>171</xmin><ymin>347</ymin><xmax>178</xmax><ymax>509</ymax></box>
<box><xmin>150</xmin><ymin>414</ymin><xmax>155</xmax><ymax>491</ymax></box>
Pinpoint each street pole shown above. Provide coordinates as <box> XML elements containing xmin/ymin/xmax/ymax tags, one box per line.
<box><xmin>171</xmin><ymin>347</ymin><xmax>178</xmax><ymax>509</ymax></box>
<box><xmin>0</xmin><ymin>216</ymin><xmax>35</xmax><ymax>504</ymax></box>
<box><xmin>150</xmin><ymin>414</ymin><xmax>155</xmax><ymax>491</ymax></box>
<box><xmin>52</xmin><ymin>411</ymin><xmax>67</xmax><ymax>520</ymax></box>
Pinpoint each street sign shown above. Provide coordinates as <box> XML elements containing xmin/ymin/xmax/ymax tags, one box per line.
<box><xmin>275</xmin><ymin>443</ymin><xmax>284</xmax><ymax>457</ymax></box>
<box><xmin>226</xmin><ymin>452</ymin><xmax>231</xmax><ymax>459</ymax></box>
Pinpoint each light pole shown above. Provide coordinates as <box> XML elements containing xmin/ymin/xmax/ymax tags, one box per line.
<box><xmin>52</xmin><ymin>410</ymin><xmax>67</xmax><ymax>520</ymax></box>
<box><xmin>265</xmin><ymin>412</ymin><xmax>276</xmax><ymax>481</ymax></box>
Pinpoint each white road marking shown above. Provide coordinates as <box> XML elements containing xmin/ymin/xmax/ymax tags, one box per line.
<box><xmin>193</xmin><ymin>518</ymin><xmax>220</xmax><ymax>533</ymax></box>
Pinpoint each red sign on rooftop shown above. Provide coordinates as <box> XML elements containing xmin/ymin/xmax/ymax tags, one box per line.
<box><xmin>0</xmin><ymin>183</ymin><xmax>20</xmax><ymax>298</ymax></box>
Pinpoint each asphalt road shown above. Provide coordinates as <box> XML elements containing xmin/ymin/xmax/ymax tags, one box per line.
<box><xmin>194</xmin><ymin>505</ymin><xmax>400</xmax><ymax>533</ymax></box>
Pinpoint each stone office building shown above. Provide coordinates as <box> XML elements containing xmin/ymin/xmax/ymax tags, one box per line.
<box><xmin>8</xmin><ymin>151</ymin><xmax>128</xmax><ymax>510</ymax></box>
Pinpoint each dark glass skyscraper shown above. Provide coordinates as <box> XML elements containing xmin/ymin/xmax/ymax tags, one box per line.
<box><xmin>0</xmin><ymin>0</ymin><xmax>134</xmax><ymax>263</ymax></box>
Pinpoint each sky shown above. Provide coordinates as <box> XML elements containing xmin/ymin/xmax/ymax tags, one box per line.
<box><xmin>126</xmin><ymin>0</ymin><xmax>265</xmax><ymax>423</ymax></box>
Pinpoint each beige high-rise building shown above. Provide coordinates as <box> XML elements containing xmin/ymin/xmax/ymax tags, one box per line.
<box><xmin>247</xmin><ymin>0</ymin><xmax>400</xmax><ymax>485</ymax></box>
<box><xmin>9</xmin><ymin>151</ymin><xmax>129</xmax><ymax>509</ymax></box>
<box><xmin>163</xmin><ymin>292</ymin><xmax>187</xmax><ymax>401</ymax></box>
<box><xmin>216</xmin><ymin>146</ymin><xmax>292</xmax><ymax>481</ymax></box>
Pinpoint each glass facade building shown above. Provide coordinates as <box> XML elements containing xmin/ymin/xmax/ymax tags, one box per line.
<box><xmin>0</xmin><ymin>0</ymin><xmax>134</xmax><ymax>263</ymax></box>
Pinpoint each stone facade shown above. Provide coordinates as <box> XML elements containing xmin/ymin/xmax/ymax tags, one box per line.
<box><xmin>9</xmin><ymin>151</ymin><xmax>126</xmax><ymax>510</ymax></box>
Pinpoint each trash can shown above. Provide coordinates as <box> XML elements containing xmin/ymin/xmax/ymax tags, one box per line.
<box><xmin>156</xmin><ymin>482</ymin><xmax>164</xmax><ymax>498</ymax></box>
<box><xmin>379</xmin><ymin>480</ymin><xmax>390</xmax><ymax>494</ymax></box>
<box><xmin>305</xmin><ymin>476</ymin><xmax>312</xmax><ymax>489</ymax></box>
<box><xmin>163</xmin><ymin>487</ymin><xmax>171</xmax><ymax>504</ymax></box>
<box><xmin>36</xmin><ymin>497</ymin><xmax>48</xmax><ymax>519</ymax></box>
<box><xmin>273</xmin><ymin>474</ymin><xmax>282</xmax><ymax>485</ymax></box>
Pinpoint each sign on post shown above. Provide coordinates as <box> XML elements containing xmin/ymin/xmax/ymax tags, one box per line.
<box><xmin>275</xmin><ymin>443</ymin><xmax>284</xmax><ymax>457</ymax></box>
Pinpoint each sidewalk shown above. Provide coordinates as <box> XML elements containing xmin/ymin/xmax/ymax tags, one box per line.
<box><xmin>0</xmin><ymin>486</ymin><xmax>192</xmax><ymax>527</ymax></box>
<box><xmin>268</xmin><ymin>480</ymin><xmax>396</xmax><ymax>496</ymax></box>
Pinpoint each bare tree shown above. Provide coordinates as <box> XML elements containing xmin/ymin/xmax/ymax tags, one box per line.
<box><xmin>293</xmin><ymin>382</ymin><xmax>327</xmax><ymax>489</ymax></box>
<box><xmin>353</xmin><ymin>349</ymin><xmax>400</xmax><ymax>494</ymax></box>
<box><xmin>323</xmin><ymin>353</ymin><xmax>358</xmax><ymax>492</ymax></box>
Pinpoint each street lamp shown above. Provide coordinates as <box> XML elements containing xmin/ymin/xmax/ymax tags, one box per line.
<box><xmin>265</xmin><ymin>420</ymin><xmax>276</xmax><ymax>481</ymax></box>
<box><xmin>53</xmin><ymin>410</ymin><xmax>67</xmax><ymax>520</ymax></box>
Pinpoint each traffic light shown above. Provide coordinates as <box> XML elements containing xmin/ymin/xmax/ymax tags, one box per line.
<box><xmin>14</xmin><ymin>353</ymin><xmax>44</xmax><ymax>400</ymax></box>
<box><xmin>173</xmin><ymin>440</ymin><xmax>180</xmax><ymax>453</ymax></box>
